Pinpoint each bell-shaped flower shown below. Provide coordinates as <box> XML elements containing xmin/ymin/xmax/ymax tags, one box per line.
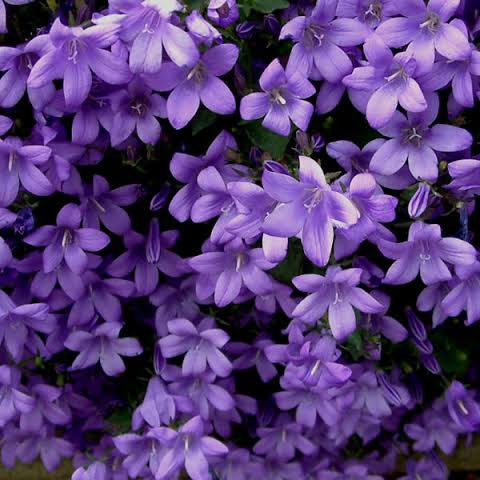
<box><xmin>0</xmin><ymin>137</ymin><xmax>53</xmax><ymax>207</ymax></box>
<box><xmin>370</xmin><ymin>96</ymin><xmax>472</xmax><ymax>181</ymax></box>
<box><xmin>64</xmin><ymin>321</ymin><xmax>142</xmax><ymax>376</ymax></box>
<box><xmin>188</xmin><ymin>238</ymin><xmax>275</xmax><ymax>307</ymax></box>
<box><xmin>145</xmin><ymin>43</ymin><xmax>238</xmax><ymax>129</ymax></box>
<box><xmin>293</xmin><ymin>267</ymin><xmax>383</xmax><ymax>340</ymax></box>
<box><xmin>379</xmin><ymin>221</ymin><xmax>477</xmax><ymax>285</ymax></box>
<box><xmin>107</xmin><ymin>220</ymin><xmax>189</xmax><ymax>296</ymax></box>
<box><xmin>159</xmin><ymin>317</ymin><xmax>232</xmax><ymax>377</ymax></box>
<box><xmin>262</xmin><ymin>156</ymin><xmax>359</xmax><ymax>267</ymax></box>
<box><xmin>24</xmin><ymin>203</ymin><xmax>110</xmax><ymax>275</ymax></box>
<box><xmin>240</xmin><ymin>59</ymin><xmax>315</xmax><ymax>136</ymax></box>
<box><xmin>28</xmin><ymin>19</ymin><xmax>132</xmax><ymax>107</ymax></box>
<box><xmin>155</xmin><ymin>415</ymin><xmax>228</xmax><ymax>480</ymax></box>
<box><xmin>0</xmin><ymin>291</ymin><xmax>54</xmax><ymax>361</ymax></box>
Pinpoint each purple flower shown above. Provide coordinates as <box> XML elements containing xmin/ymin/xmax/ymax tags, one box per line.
<box><xmin>19</xmin><ymin>383</ymin><xmax>71</xmax><ymax>432</ymax></box>
<box><xmin>418</xmin><ymin>20</ymin><xmax>480</xmax><ymax>107</ymax></box>
<box><xmin>0</xmin><ymin>39</ymin><xmax>54</xmax><ymax>109</ymax></box>
<box><xmin>240</xmin><ymin>59</ymin><xmax>315</xmax><ymax>136</ymax></box>
<box><xmin>293</xmin><ymin>267</ymin><xmax>383</xmax><ymax>340</ymax></box>
<box><xmin>376</xmin><ymin>0</ymin><xmax>471</xmax><ymax>74</ymax></box>
<box><xmin>369</xmin><ymin>97</ymin><xmax>472</xmax><ymax>181</ymax></box>
<box><xmin>405</xmin><ymin>405</ymin><xmax>458</xmax><ymax>454</ymax></box>
<box><xmin>0</xmin><ymin>365</ymin><xmax>34</xmax><ymax>426</ymax></box>
<box><xmin>107</xmin><ymin>221</ymin><xmax>189</xmax><ymax>296</ymax></box>
<box><xmin>447</xmin><ymin>158</ymin><xmax>480</xmax><ymax>196</ymax></box>
<box><xmin>343</xmin><ymin>40</ymin><xmax>427</xmax><ymax>128</ymax></box>
<box><xmin>24</xmin><ymin>203</ymin><xmax>110</xmax><ymax>275</ymax></box>
<box><xmin>155</xmin><ymin>415</ymin><xmax>228</xmax><ymax>480</ymax></box>
<box><xmin>186</xmin><ymin>10</ymin><xmax>222</xmax><ymax>46</ymax></box>
<box><xmin>159</xmin><ymin>317</ymin><xmax>232</xmax><ymax>377</ymax></box>
<box><xmin>108</xmin><ymin>78</ymin><xmax>167</xmax><ymax>146</ymax></box>
<box><xmin>228</xmin><ymin>334</ymin><xmax>278</xmax><ymax>383</ymax></box>
<box><xmin>261</xmin><ymin>156</ymin><xmax>359</xmax><ymax>267</ymax></box>
<box><xmin>169</xmin><ymin>130</ymin><xmax>237</xmax><ymax>222</ymax></box>
<box><xmin>0</xmin><ymin>291</ymin><xmax>54</xmax><ymax>361</ymax></box>
<box><xmin>114</xmin><ymin>0</ymin><xmax>199</xmax><ymax>74</ymax></box>
<box><xmin>379</xmin><ymin>221</ymin><xmax>477</xmax><ymax>285</ymax></box>
<box><xmin>188</xmin><ymin>239</ymin><xmax>275</xmax><ymax>307</ymax></box>
<box><xmin>254</xmin><ymin>414</ymin><xmax>316</xmax><ymax>460</ymax></box>
<box><xmin>113</xmin><ymin>430</ymin><xmax>168</xmax><ymax>478</ymax></box>
<box><xmin>417</xmin><ymin>280</ymin><xmax>451</xmax><ymax>327</ymax></box>
<box><xmin>28</xmin><ymin>19</ymin><xmax>132</xmax><ymax>107</ymax></box>
<box><xmin>75</xmin><ymin>175</ymin><xmax>138</xmax><ymax>235</ymax></box>
<box><xmin>131</xmin><ymin>376</ymin><xmax>175</xmax><ymax>429</ymax></box>
<box><xmin>279</xmin><ymin>1</ymin><xmax>367</xmax><ymax>80</ymax></box>
<box><xmin>445</xmin><ymin>381</ymin><xmax>480</xmax><ymax>432</ymax></box>
<box><xmin>208</xmin><ymin>0</ymin><xmax>239</xmax><ymax>28</ymax></box>
<box><xmin>441</xmin><ymin>261</ymin><xmax>480</xmax><ymax>325</ymax></box>
<box><xmin>145</xmin><ymin>43</ymin><xmax>238</xmax><ymax>129</ymax></box>
<box><xmin>0</xmin><ymin>137</ymin><xmax>53</xmax><ymax>207</ymax></box>
<box><xmin>64</xmin><ymin>321</ymin><xmax>142</xmax><ymax>376</ymax></box>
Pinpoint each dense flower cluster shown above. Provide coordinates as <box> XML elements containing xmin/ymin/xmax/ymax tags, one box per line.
<box><xmin>0</xmin><ymin>0</ymin><xmax>479</xmax><ymax>478</ymax></box>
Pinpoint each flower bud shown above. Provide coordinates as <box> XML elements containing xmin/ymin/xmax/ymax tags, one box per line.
<box><xmin>236</xmin><ymin>21</ymin><xmax>257</xmax><ymax>39</ymax></box>
<box><xmin>406</xmin><ymin>308</ymin><xmax>427</xmax><ymax>341</ymax></box>
<box><xmin>150</xmin><ymin>184</ymin><xmax>171</xmax><ymax>211</ymax></box>
<box><xmin>421</xmin><ymin>354</ymin><xmax>441</xmax><ymax>374</ymax></box>
<box><xmin>408</xmin><ymin>183</ymin><xmax>430</xmax><ymax>218</ymax></box>
<box><xmin>263</xmin><ymin>14</ymin><xmax>280</xmax><ymax>36</ymax></box>
<box><xmin>264</xmin><ymin>160</ymin><xmax>289</xmax><ymax>175</ymax></box>
<box><xmin>146</xmin><ymin>218</ymin><xmax>161</xmax><ymax>264</ymax></box>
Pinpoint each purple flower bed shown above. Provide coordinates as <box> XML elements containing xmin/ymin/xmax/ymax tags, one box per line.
<box><xmin>0</xmin><ymin>0</ymin><xmax>479</xmax><ymax>478</ymax></box>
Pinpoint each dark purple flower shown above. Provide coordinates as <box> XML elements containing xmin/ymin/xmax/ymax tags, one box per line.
<box><xmin>159</xmin><ymin>317</ymin><xmax>232</xmax><ymax>377</ymax></box>
<box><xmin>64</xmin><ymin>321</ymin><xmax>142</xmax><ymax>376</ymax></box>
<box><xmin>208</xmin><ymin>0</ymin><xmax>239</xmax><ymax>28</ymax></box>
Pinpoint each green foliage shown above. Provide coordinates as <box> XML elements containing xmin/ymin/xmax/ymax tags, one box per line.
<box><xmin>245</xmin><ymin>121</ymin><xmax>291</xmax><ymax>159</ymax></box>
<box><xmin>192</xmin><ymin>109</ymin><xmax>218</xmax><ymax>135</ymax></box>
<box><xmin>249</xmin><ymin>0</ymin><xmax>290</xmax><ymax>13</ymax></box>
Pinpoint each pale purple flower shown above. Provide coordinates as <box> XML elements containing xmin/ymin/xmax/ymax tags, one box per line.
<box><xmin>261</xmin><ymin>156</ymin><xmax>359</xmax><ymax>267</ymax></box>
<box><xmin>293</xmin><ymin>266</ymin><xmax>382</xmax><ymax>340</ymax></box>
<box><xmin>76</xmin><ymin>175</ymin><xmax>139</xmax><ymax>235</ymax></box>
<box><xmin>107</xmin><ymin>221</ymin><xmax>189</xmax><ymax>296</ymax></box>
<box><xmin>113</xmin><ymin>0</ymin><xmax>199</xmax><ymax>73</ymax></box>
<box><xmin>369</xmin><ymin>97</ymin><xmax>472</xmax><ymax>181</ymax></box>
<box><xmin>109</xmin><ymin>78</ymin><xmax>167</xmax><ymax>146</ymax></box>
<box><xmin>240</xmin><ymin>59</ymin><xmax>315</xmax><ymax>136</ymax></box>
<box><xmin>279</xmin><ymin>1</ymin><xmax>367</xmax><ymax>80</ymax></box>
<box><xmin>169</xmin><ymin>130</ymin><xmax>237</xmax><ymax>222</ymax></box>
<box><xmin>445</xmin><ymin>381</ymin><xmax>480</xmax><ymax>432</ymax></box>
<box><xmin>28</xmin><ymin>19</ymin><xmax>132</xmax><ymax>107</ymax></box>
<box><xmin>0</xmin><ymin>365</ymin><xmax>34</xmax><ymax>426</ymax></box>
<box><xmin>441</xmin><ymin>261</ymin><xmax>480</xmax><ymax>325</ymax></box>
<box><xmin>186</xmin><ymin>10</ymin><xmax>222</xmax><ymax>46</ymax></box>
<box><xmin>343</xmin><ymin>39</ymin><xmax>427</xmax><ymax>128</ymax></box>
<box><xmin>379</xmin><ymin>221</ymin><xmax>477</xmax><ymax>285</ymax></box>
<box><xmin>0</xmin><ymin>291</ymin><xmax>54</xmax><ymax>361</ymax></box>
<box><xmin>208</xmin><ymin>0</ymin><xmax>239</xmax><ymax>28</ymax></box>
<box><xmin>145</xmin><ymin>43</ymin><xmax>238</xmax><ymax>129</ymax></box>
<box><xmin>376</xmin><ymin>0</ymin><xmax>471</xmax><ymax>74</ymax></box>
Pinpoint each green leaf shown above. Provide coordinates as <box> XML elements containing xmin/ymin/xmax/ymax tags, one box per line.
<box><xmin>245</xmin><ymin>121</ymin><xmax>290</xmax><ymax>159</ymax></box>
<box><xmin>191</xmin><ymin>109</ymin><xmax>217</xmax><ymax>135</ymax></box>
<box><xmin>250</xmin><ymin>0</ymin><xmax>289</xmax><ymax>13</ymax></box>
<box><xmin>184</xmin><ymin>0</ymin><xmax>206</xmax><ymax>9</ymax></box>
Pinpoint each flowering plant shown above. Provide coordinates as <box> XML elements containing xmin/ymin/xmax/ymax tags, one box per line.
<box><xmin>0</xmin><ymin>0</ymin><xmax>479</xmax><ymax>479</ymax></box>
